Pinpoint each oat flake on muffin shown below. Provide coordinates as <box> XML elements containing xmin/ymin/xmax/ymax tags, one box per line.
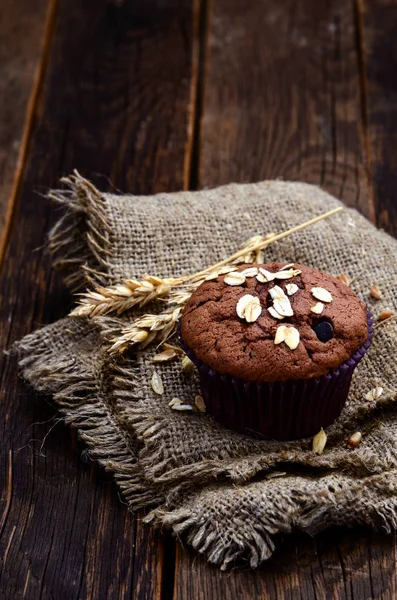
<box><xmin>181</xmin><ymin>262</ymin><xmax>368</xmax><ymax>383</ymax></box>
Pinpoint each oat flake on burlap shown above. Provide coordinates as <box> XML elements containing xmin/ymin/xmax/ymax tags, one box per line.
<box><xmin>15</xmin><ymin>175</ymin><xmax>397</xmax><ymax>569</ymax></box>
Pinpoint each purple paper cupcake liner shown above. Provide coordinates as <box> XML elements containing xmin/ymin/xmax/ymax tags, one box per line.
<box><xmin>181</xmin><ymin>310</ymin><xmax>373</xmax><ymax>441</ymax></box>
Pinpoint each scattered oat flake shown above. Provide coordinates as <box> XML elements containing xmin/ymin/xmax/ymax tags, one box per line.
<box><xmin>194</xmin><ymin>395</ymin><xmax>206</xmax><ymax>413</ymax></box>
<box><xmin>286</xmin><ymin>283</ymin><xmax>298</xmax><ymax>296</ymax></box>
<box><xmin>377</xmin><ymin>309</ymin><xmax>394</xmax><ymax>321</ymax></box>
<box><xmin>370</xmin><ymin>284</ymin><xmax>382</xmax><ymax>300</ymax></box>
<box><xmin>152</xmin><ymin>348</ymin><xmax>178</xmax><ymax>362</ymax></box>
<box><xmin>311</xmin><ymin>287</ymin><xmax>333</xmax><ymax>303</ymax></box>
<box><xmin>169</xmin><ymin>398</ymin><xmax>193</xmax><ymax>411</ymax></box>
<box><xmin>279</xmin><ymin>263</ymin><xmax>295</xmax><ymax>271</ymax></box>
<box><xmin>151</xmin><ymin>371</ymin><xmax>164</xmax><ymax>395</ymax></box>
<box><xmin>181</xmin><ymin>355</ymin><xmax>195</xmax><ymax>373</ymax></box>
<box><xmin>163</xmin><ymin>343</ymin><xmax>184</xmax><ymax>355</ymax></box>
<box><xmin>347</xmin><ymin>431</ymin><xmax>362</xmax><ymax>449</ymax></box>
<box><xmin>256</xmin><ymin>273</ymin><xmax>268</xmax><ymax>283</ymax></box>
<box><xmin>312</xmin><ymin>428</ymin><xmax>327</xmax><ymax>455</ymax></box>
<box><xmin>311</xmin><ymin>302</ymin><xmax>325</xmax><ymax>315</ymax></box>
<box><xmin>224</xmin><ymin>272</ymin><xmax>246</xmax><ymax>286</ymax></box>
<box><xmin>365</xmin><ymin>387</ymin><xmax>383</xmax><ymax>401</ymax></box>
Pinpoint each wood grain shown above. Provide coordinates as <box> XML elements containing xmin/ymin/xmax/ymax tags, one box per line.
<box><xmin>0</xmin><ymin>0</ymin><xmax>55</xmax><ymax>263</ymax></box>
<box><xmin>199</xmin><ymin>0</ymin><xmax>372</xmax><ymax>217</ymax></box>
<box><xmin>175</xmin><ymin>528</ymin><xmax>397</xmax><ymax>600</ymax></box>
<box><xmin>173</xmin><ymin>0</ymin><xmax>396</xmax><ymax>597</ymax></box>
<box><xmin>0</xmin><ymin>0</ymin><xmax>198</xmax><ymax>598</ymax></box>
<box><xmin>358</xmin><ymin>0</ymin><xmax>397</xmax><ymax>236</ymax></box>
<box><xmin>2</xmin><ymin>0</ymin><xmax>397</xmax><ymax>597</ymax></box>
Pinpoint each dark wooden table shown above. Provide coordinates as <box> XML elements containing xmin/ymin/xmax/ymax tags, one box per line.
<box><xmin>1</xmin><ymin>1</ymin><xmax>396</xmax><ymax>598</ymax></box>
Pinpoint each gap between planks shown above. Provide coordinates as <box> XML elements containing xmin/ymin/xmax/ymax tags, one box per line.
<box><xmin>187</xmin><ymin>0</ymin><xmax>210</xmax><ymax>191</ymax></box>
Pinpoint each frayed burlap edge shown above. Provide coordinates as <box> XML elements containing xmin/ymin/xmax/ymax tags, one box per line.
<box><xmin>15</xmin><ymin>175</ymin><xmax>397</xmax><ymax>569</ymax></box>
<box><xmin>14</xmin><ymin>318</ymin><xmax>397</xmax><ymax>570</ymax></box>
<box><xmin>121</xmin><ymin>386</ymin><xmax>397</xmax><ymax>487</ymax></box>
<box><xmin>44</xmin><ymin>175</ymin><xmax>397</xmax><ymax>490</ymax></box>
<box><xmin>145</xmin><ymin>471</ymin><xmax>397</xmax><ymax>569</ymax></box>
<box><xmin>14</xmin><ymin>320</ymin><xmax>163</xmax><ymax>510</ymax></box>
<box><xmin>48</xmin><ymin>171</ymin><xmax>114</xmax><ymax>290</ymax></box>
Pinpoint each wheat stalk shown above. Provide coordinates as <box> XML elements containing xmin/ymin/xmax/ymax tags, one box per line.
<box><xmin>374</xmin><ymin>314</ymin><xmax>397</xmax><ymax>329</ymax></box>
<box><xmin>69</xmin><ymin>207</ymin><xmax>343</xmax><ymax>353</ymax></box>
<box><xmin>71</xmin><ymin>207</ymin><xmax>342</xmax><ymax>320</ymax></box>
<box><xmin>109</xmin><ymin>307</ymin><xmax>183</xmax><ymax>354</ymax></box>
<box><xmin>70</xmin><ymin>275</ymin><xmax>180</xmax><ymax>317</ymax></box>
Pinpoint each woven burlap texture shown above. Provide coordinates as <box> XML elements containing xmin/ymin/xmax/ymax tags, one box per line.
<box><xmin>16</xmin><ymin>175</ymin><xmax>397</xmax><ymax>569</ymax></box>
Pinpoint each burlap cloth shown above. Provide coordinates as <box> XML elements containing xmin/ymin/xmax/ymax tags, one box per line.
<box><xmin>15</xmin><ymin>175</ymin><xmax>397</xmax><ymax>569</ymax></box>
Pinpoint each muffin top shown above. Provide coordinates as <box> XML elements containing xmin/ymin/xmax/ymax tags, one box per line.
<box><xmin>181</xmin><ymin>263</ymin><xmax>368</xmax><ymax>382</ymax></box>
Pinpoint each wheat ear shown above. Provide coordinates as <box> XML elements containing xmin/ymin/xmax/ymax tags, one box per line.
<box><xmin>71</xmin><ymin>207</ymin><xmax>343</xmax><ymax>320</ymax></box>
<box><xmin>109</xmin><ymin>307</ymin><xmax>183</xmax><ymax>354</ymax></box>
<box><xmin>104</xmin><ymin>208</ymin><xmax>344</xmax><ymax>353</ymax></box>
<box><xmin>70</xmin><ymin>275</ymin><xmax>180</xmax><ymax>317</ymax></box>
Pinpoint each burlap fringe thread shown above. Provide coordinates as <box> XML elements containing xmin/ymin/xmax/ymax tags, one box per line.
<box><xmin>48</xmin><ymin>174</ymin><xmax>114</xmax><ymax>290</ymax></box>
<box><xmin>13</xmin><ymin>173</ymin><xmax>397</xmax><ymax>569</ymax></box>
<box><xmin>16</xmin><ymin>318</ymin><xmax>397</xmax><ymax>568</ymax></box>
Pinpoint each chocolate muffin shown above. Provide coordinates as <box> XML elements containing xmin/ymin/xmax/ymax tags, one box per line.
<box><xmin>181</xmin><ymin>263</ymin><xmax>372</xmax><ymax>440</ymax></box>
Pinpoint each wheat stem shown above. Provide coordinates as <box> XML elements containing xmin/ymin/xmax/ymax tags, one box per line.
<box><xmin>104</xmin><ymin>208</ymin><xmax>345</xmax><ymax>353</ymax></box>
<box><xmin>374</xmin><ymin>314</ymin><xmax>397</xmax><ymax>329</ymax></box>
<box><xmin>70</xmin><ymin>206</ymin><xmax>343</xmax><ymax>320</ymax></box>
<box><xmin>182</xmin><ymin>207</ymin><xmax>343</xmax><ymax>282</ymax></box>
<box><xmin>108</xmin><ymin>306</ymin><xmax>182</xmax><ymax>354</ymax></box>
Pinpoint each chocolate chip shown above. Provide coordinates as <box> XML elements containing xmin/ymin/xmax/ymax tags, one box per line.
<box><xmin>312</xmin><ymin>320</ymin><xmax>334</xmax><ymax>342</ymax></box>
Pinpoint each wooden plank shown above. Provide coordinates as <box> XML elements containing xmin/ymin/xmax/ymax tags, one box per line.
<box><xmin>358</xmin><ymin>0</ymin><xmax>397</xmax><ymax>236</ymax></box>
<box><xmin>174</xmin><ymin>0</ymin><xmax>396</xmax><ymax>597</ymax></box>
<box><xmin>0</xmin><ymin>0</ymin><xmax>55</xmax><ymax>262</ymax></box>
<box><xmin>175</xmin><ymin>529</ymin><xmax>396</xmax><ymax>600</ymax></box>
<box><xmin>199</xmin><ymin>0</ymin><xmax>372</xmax><ymax>218</ymax></box>
<box><xmin>0</xmin><ymin>0</ymin><xmax>198</xmax><ymax>598</ymax></box>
